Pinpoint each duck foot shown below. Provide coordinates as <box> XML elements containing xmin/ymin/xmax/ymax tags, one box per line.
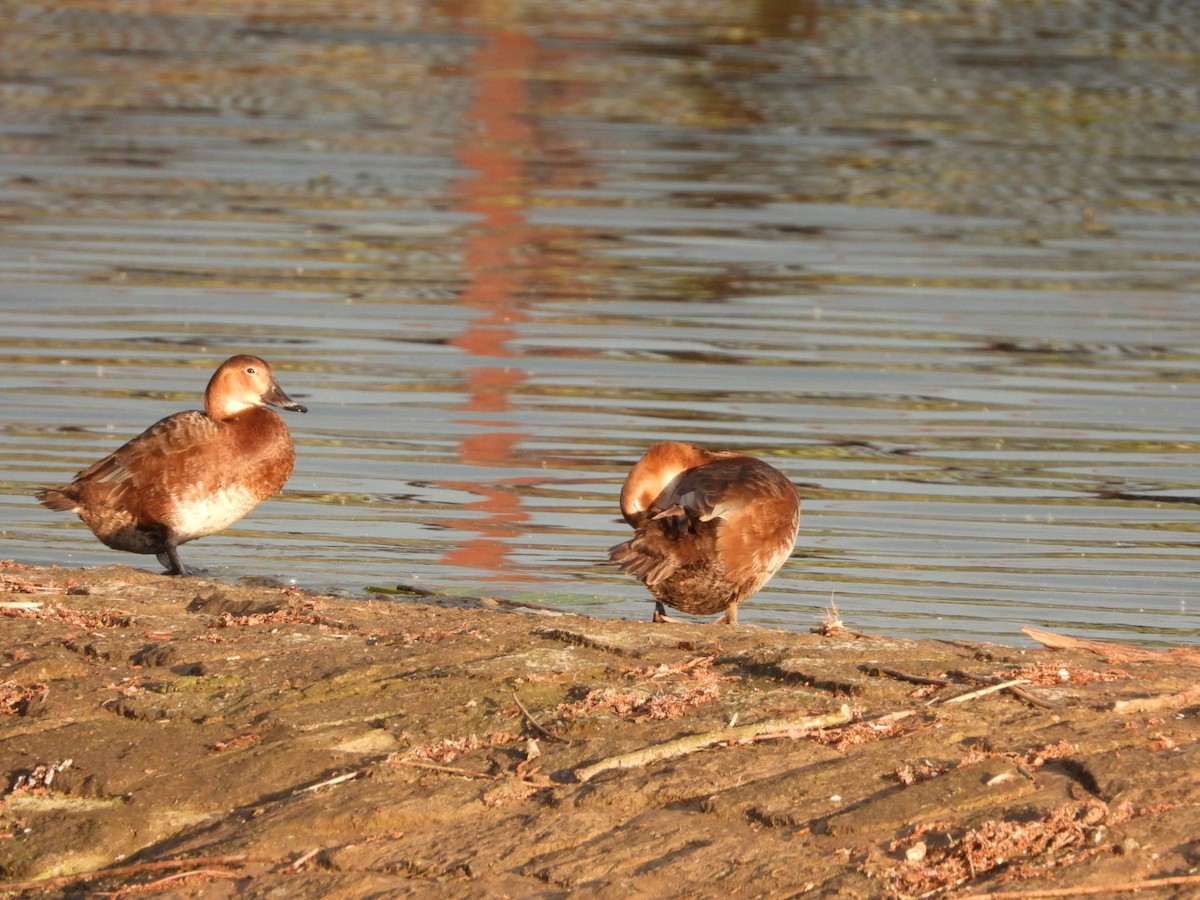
<box><xmin>651</xmin><ymin>601</ymin><xmax>684</xmax><ymax>624</ymax></box>
<box><xmin>156</xmin><ymin>548</ymin><xmax>194</xmax><ymax>577</ymax></box>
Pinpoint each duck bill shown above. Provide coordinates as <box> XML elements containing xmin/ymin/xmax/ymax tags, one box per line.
<box><xmin>263</xmin><ymin>379</ymin><xmax>308</xmax><ymax>414</ymax></box>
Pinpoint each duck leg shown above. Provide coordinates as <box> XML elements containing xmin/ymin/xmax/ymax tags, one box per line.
<box><xmin>652</xmin><ymin>601</ymin><xmax>684</xmax><ymax>624</ymax></box>
<box><xmin>712</xmin><ymin>605</ymin><xmax>739</xmax><ymax>626</ymax></box>
<box><xmin>156</xmin><ymin>547</ymin><xmax>193</xmax><ymax>577</ymax></box>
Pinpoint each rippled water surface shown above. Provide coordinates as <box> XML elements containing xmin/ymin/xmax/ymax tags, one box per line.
<box><xmin>2</xmin><ymin>0</ymin><xmax>1199</xmax><ymax>644</ymax></box>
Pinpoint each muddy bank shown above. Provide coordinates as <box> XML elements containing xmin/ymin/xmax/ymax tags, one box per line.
<box><xmin>0</xmin><ymin>561</ymin><xmax>1196</xmax><ymax>898</ymax></box>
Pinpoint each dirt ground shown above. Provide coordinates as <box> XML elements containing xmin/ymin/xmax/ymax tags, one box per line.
<box><xmin>0</xmin><ymin>561</ymin><xmax>1196</xmax><ymax>898</ymax></box>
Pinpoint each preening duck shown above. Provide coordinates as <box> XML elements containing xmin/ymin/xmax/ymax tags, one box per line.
<box><xmin>609</xmin><ymin>441</ymin><xmax>800</xmax><ymax>625</ymax></box>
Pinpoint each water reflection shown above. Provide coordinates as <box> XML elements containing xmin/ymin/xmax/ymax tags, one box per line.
<box><xmin>445</xmin><ymin>24</ymin><xmax>538</xmax><ymax>583</ymax></box>
<box><xmin>0</xmin><ymin>0</ymin><xmax>1198</xmax><ymax>645</ymax></box>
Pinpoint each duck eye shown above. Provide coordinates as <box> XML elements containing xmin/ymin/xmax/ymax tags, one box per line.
<box><xmin>246</xmin><ymin>366</ymin><xmax>257</xmax><ymax>375</ymax></box>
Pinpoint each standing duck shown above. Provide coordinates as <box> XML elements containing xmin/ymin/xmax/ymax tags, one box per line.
<box><xmin>38</xmin><ymin>355</ymin><xmax>307</xmax><ymax>576</ymax></box>
<box><xmin>609</xmin><ymin>441</ymin><xmax>800</xmax><ymax>625</ymax></box>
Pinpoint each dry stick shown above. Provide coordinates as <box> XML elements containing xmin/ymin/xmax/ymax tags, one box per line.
<box><xmin>863</xmin><ymin>660</ymin><xmax>1051</xmax><ymax>708</ymax></box>
<box><xmin>950</xmin><ymin>669</ymin><xmax>1004</xmax><ymax>684</ymax></box>
<box><xmin>512</xmin><ymin>691</ymin><xmax>570</xmax><ymax>744</ymax></box>
<box><xmin>750</xmin><ymin>707</ymin><xmax>915</xmax><ymax>744</ymax></box>
<box><xmin>0</xmin><ymin>575</ymin><xmax>66</xmax><ymax>595</ymax></box>
<box><xmin>286</xmin><ymin>847</ymin><xmax>323</xmax><ymax>872</ymax></box>
<box><xmin>575</xmin><ymin>705</ymin><xmax>852</xmax><ymax>783</ymax></box>
<box><xmin>1021</xmin><ymin>624</ymin><xmax>1200</xmax><ymax>666</ymax></box>
<box><xmin>864</xmin><ymin>708</ymin><xmax>917</xmax><ymax>727</ymax></box>
<box><xmin>1111</xmin><ymin>682</ymin><xmax>1200</xmax><ymax>713</ymax></box>
<box><xmin>114</xmin><ymin>868</ymin><xmax>240</xmax><ymax>894</ymax></box>
<box><xmin>295</xmin><ymin>769</ymin><xmax>364</xmax><ymax>794</ymax></box>
<box><xmin>1003</xmin><ymin>686</ymin><xmax>1055</xmax><ymax>709</ymax></box>
<box><xmin>939</xmin><ymin>679</ymin><xmax>1030</xmax><ymax>705</ymax></box>
<box><xmin>948</xmin><ymin>670</ymin><xmax>1056</xmax><ymax>709</ymax></box>
<box><xmin>0</xmin><ymin>855</ymin><xmax>261</xmax><ymax>894</ymax></box>
<box><xmin>396</xmin><ymin>759</ymin><xmax>500</xmax><ymax>780</ymax></box>
<box><xmin>859</xmin><ymin>664</ymin><xmax>951</xmax><ymax>686</ymax></box>
<box><xmin>958</xmin><ymin>870</ymin><xmax>1200</xmax><ymax>898</ymax></box>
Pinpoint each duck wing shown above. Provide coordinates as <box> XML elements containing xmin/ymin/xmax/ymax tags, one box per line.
<box><xmin>71</xmin><ymin>411</ymin><xmax>218</xmax><ymax>488</ymax></box>
<box><xmin>658</xmin><ymin>457</ymin><xmax>776</xmax><ymax>522</ymax></box>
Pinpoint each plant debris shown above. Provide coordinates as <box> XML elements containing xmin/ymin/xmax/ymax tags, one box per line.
<box><xmin>886</xmin><ymin>799</ymin><xmax>1116</xmax><ymax>895</ymax></box>
<box><xmin>0</xmin><ymin>681</ymin><xmax>48</xmax><ymax>717</ymax></box>
<box><xmin>207</xmin><ymin>608</ymin><xmax>345</xmax><ymax>629</ymax></box>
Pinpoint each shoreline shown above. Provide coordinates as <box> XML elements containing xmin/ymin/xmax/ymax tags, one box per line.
<box><xmin>0</xmin><ymin>561</ymin><xmax>1197</xmax><ymax>897</ymax></box>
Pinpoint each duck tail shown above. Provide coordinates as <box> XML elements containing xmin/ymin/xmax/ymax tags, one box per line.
<box><xmin>609</xmin><ymin>536</ymin><xmax>678</xmax><ymax>587</ymax></box>
<box><xmin>37</xmin><ymin>486</ymin><xmax>78</xmax><ymax>512</ymax></box>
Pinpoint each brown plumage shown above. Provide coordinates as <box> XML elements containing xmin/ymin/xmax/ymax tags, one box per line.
<box><xmin>609</xmin><ymin>441</ymin><xmax>801</xmax><ymax>625</ymax></box>
<box><xmin>37</xmin><ymin>355</ymin><xmax>307</xmax><ymax>576</ymax></box>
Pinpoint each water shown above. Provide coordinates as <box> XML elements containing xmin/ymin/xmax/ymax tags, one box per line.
<box><xmin>2</xmin><ymin>0</ymin><xmax>1198</xmax><ymax>645</ymax></box>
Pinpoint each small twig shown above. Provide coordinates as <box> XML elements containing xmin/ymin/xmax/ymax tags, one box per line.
<box><xmin>748</xmin><ymin>707</ymin><xmax>912</xmax><ymax>743</ymax></box>
<box><xmin>575</xmin><ymin>705</ymin><xmax>852</xmax><ymax>783</ymax></box>
<box><xmin>396</xmin><ymin>759</ymin><xmax>500</xmax><ymax>780</ymax></box>
<box><xmin>867</xmin><ymin>708</ymin><xmax>917</xmax><ymax>726</ymax></box>
<box><xmin>950</xmin><ymin>669</ymin><xmax>1001</xmax><ymax>684</ymax></box>
<box><xmin>859</xmin><ymin>665</ymin><xmax>951</xmax><ymax>686</ymax></box>
<box><xmin>1003</xmin><ymin>684</ymin><xmax>1057</xmax><ymax>709</ymax></box>
<box><xmin>958</xmin><ymin>870</ymin><xmax>1200</xmax><ymax>897</ymax></box>
<box><xmin>512</xmin><ymin>691</ymin><xmax>570</xmax><ymax>744</ymax></box>
<box><xmin>0</xmin><ymin>855</ymin><xmax>260</xmax><ymax>894</ymax></box>
<box><xmin>295</xmin><ymin>769</ymin><xmax>364</xmax><ymax>794</ymax></box>
<box><xmin>0</xmin><ymin>574</ymin><xmax>67</xmax><ymax>595</ymax></box>
<box><xmin>111</xmin><ymin>868</ymin><xmax>239</xmax><ymax>895</ymax></box>
<box><xmin>285</xmin><ymin>848</ymin><xmax>322</xmax><ymax>872</ymax></box>
<box><xmin>947</xmin><ymin>670</ymin><xmax>1056</xmax><ymax>709</ymax></box>
<box><xmin>938</xmin><ymin>679</ymin><xmax>1030</xmax><ymax>705</ymax></box>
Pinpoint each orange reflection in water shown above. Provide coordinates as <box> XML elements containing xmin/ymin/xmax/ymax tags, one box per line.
<box><xmin>437</xmin><ymin>24</ymin><xmax>539</xmax><ymax>582</ymax></box>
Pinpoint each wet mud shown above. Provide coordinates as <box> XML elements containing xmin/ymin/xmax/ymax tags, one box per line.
<box><xmin>0</xmin><ymin>561</ymin><xmax>1197</xmax><ymax>897</ymax></box>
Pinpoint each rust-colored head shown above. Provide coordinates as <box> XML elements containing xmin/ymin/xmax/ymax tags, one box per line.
<box><xmin>203</xmin><ymin>355</ymin><xmax>307</xmax><ymax>420</ymax></box>
<box><xmin>619</xmin><ymin>441</ymin><xmax>725</xmax><ymax>525</ymax></box>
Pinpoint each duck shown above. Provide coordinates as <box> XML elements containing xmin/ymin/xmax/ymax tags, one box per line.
<box><xmin>37</xmin><ymin>355</ymin><xmax>307</xmax><ymax>576</ymax></box>
<box><xmin>608</xmin><ymin>441</ymin><xmax>800</xmax><ymax>625</ymax></box>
